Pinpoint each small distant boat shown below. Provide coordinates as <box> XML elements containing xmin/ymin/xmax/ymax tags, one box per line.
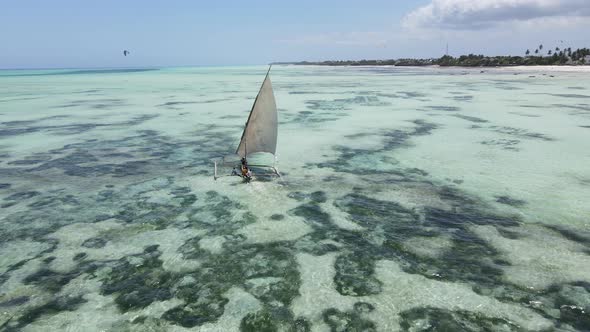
<box><xmin>214</xmin><ymin>66</ymin><xmax>281</xmax><ymax>182</ymax></box>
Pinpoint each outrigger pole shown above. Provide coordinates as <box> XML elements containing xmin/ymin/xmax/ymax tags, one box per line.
<box><xmin>214</xmin><ymin>161</ymin><xmax>218</xmax><ymax>180</ymax></box>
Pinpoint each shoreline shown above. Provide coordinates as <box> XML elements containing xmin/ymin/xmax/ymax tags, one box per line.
<box><xmin>492</xmin><ymin>65</ymin><xmax>590</xmax><ymax>72</ymax></box>
<box><xmin>278</xmin><ymin>64</ymin><xmax>590</xmax><ymax>73</ymax></box>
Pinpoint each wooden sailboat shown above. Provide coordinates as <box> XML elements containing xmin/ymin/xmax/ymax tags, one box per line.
<box><xmin>214</xmin><ymin>66</ymin><xmax>281</xmax><ymax>181</ymax></box>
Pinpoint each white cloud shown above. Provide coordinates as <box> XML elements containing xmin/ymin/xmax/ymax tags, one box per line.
<box><xmin>403</xmin><ymin>0</ymin><xmax>590</xmax><ymax>30</ymax></box>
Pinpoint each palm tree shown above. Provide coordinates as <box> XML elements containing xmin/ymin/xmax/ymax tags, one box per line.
<box><xmin>548</xmin><ymin>50</ymin><xmax>552</xmax><ymax>55</ymax></box>
<box><xmin>535</xmin><ymin>49</ymin><xmax>539</xmax><ymax>55</ymax></box>
<box><xmin>525</xmin><ymin>49</ymin><xmax>530</xmax><ymax>56</ymax></box>
<box><xmin>539</xmin><ymin>44</ymin><xmax>543</xmax><ymax>51</ymax></box>
<box><xmin>555</xmin><ymin>47</ymin><xmax>560</xmax><ymax>52</ymax></box>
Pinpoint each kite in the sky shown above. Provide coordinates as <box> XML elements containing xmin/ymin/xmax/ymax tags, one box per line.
<box><xmin>123</xmin><ymin>50</ymin><xmax>130</xmax><ymax>56</ymax></box>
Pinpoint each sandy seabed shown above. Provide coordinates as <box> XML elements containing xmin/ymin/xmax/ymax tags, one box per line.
<box><xmin>0</xmin><ymin>65</ymin><xmax>589</xmax><ymax>331</ymax></box>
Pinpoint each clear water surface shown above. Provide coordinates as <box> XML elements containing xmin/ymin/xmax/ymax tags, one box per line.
<box><xmin>1</xmin><ymin>65</ymin><xmax>589</xmax><ymax>331</ymax></box>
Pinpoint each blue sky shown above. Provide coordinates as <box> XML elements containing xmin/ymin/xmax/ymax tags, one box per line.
<box><xmin>1</xmin><ymin>0</ymin><xmax>589</xmax><ymax>68</ymax></box>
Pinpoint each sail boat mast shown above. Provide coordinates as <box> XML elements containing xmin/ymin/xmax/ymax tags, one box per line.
<box><xmin>236</xmin><ymin>65</ymin><xmax>273</xmax><ymax>157</ymax></box>
<box><xmin>215</xmin><ymin>65</ymin><xmax>280</xmax><ymax>181</ymax></box>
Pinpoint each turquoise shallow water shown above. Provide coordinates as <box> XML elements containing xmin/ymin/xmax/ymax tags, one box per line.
<box><xmin>1</xmin><ymin>66</ymin><xmax>589</xmax><ymax>331</ymax></box>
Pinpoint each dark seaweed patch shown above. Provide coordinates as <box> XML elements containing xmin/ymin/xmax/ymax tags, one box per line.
<box><xmin>509</xmin><ymin>111</ymin><xmax>541</xmax><ymax>118</ymax></box>
<box><xmin>0</xmin><ymin>183</ymin><xmax>11</xmax><ymax>189</ymax></box>
<box><xmin>302</xmin><ymin>116</ymin><xmax>518</xmax><ymax>292</ymax></box>
<box><xmin>322</xmin><ymin>307</ymin><xmax>376</xmax><ymax>332</ymax></box>
<box><xmin>287</xmin><ymin>191</ymin><xmax>327</xmax><ymax>203</ymax></box>
<box><xmin>31</xmin><ymin>151</ymin><xmax>149</xmax><ymax>177</ymax></box>
<box><xmin>270</xmin><ymin>214</ymin><xmax>285</xmax><ymax>220</ymax></box>
<box><xmin>157</xmin><ymin>100</ymin><xmax>226</xmax><ymax>109</ymax></box>
<box><xmin>546</xmin><ymin>93</ymin><xmax>590</xmax><ymax>99</ymax></box>
<box><xmin>404</xmin><ymin>168</ymin><xmax>428</xmax><ymax>176</ymax></box>
<box><xmin>8</xmin><ymin>159</ymin><xmax>48</xmax><ymax>166</ymax></box>
<box><xmin>335</xmin><ymin>193</ymin><xmax>416</xmax><ymax>230</ymax></box>
<box><xmin>23</xmin><ymin>265</ymin><xmax>89</xmax><ymax>293</ymax></box>
<box><xmin>82</xmin><ymin>237</ymin><xmax>107</xmax><ymax>248</ymax></box>
<box><xmin>305</xmin><ymin>95</ymin><xmax>389</xmax><ymax>111</ymax></box>
<box><xmin>334</xmin><ymin>251</ymin><xmax>382</xmax><ymax>296</ymax></box>
<box><xmin>287</xmin><ymin>191</ymin><xmax>332</xmax><ymax>229</ymax></box>
<box><xmin>54</xmin><ymin>98</ymin><xmax>128</xmax><ymax>110</ymax></box>
<box><xmin>0</xmin><ymin>120</ymin><xmax>38</xmax><ymax>127</ymax></box>
<box><xmin>425</xmin><ymin>105</ymin><xmax>460</xmax><ymax>112</ymax></box>
<box><xmin>552</xmin><ymin>103</ymin><xmax>590</xmax><ymax>113</ymax></box>
<box><xmin>496</xmin><ymin>228</ymin><xmax>522</xmax><ymax>240</ymax></box>
<box><xmin>281</xmin><ymin>110</ymin><xmax>344</xmax><ymax>124</ymax></box>
<box><xmin>333</xmin><ymin>192</ymin><xmax>517</xmax><ymax>288</ymax></box>
<box><xmin>439</xmin><ymin>229</ymin><xmax>504</xmax><ymax>285</ymax></box>
<box><xmin>304</xmin><ymin>99</ymin><xmax>348</xmax><ymax>111</ymax></box>
<box><xmin>292</xmin><ymin>318</ymin><xmax>312</xmax><ymax>332</ymax></box>
<box><xmin>354</xmin><ymin>302</ymin><xmax>375</xmax><ymax>313</ymax></box>
<box><xmin>42</xmin><ymin>256</ymin><xmax>56</xmax><ymax>264</ymax></box>
<box><xmin>101</xmin><ymin>246</ymin><xmax>173</xmax><ymax>312</ymax></box>
<box><xmin>559</xmin><ymin>305</ymin><xmax>590</xmax><ymax>331</ymax></box>
<box><xmin>0</xmin><ymin>128</ymin><xmax>250</xmax><ymax>330</ymax></box>
<box><xmin>7</xmin><ymin>154</ymin><xmax>52</xmax><ymax>166</ymax></box>
<box><xmin>290</xmin><ymin>204</ymin><xmax>332</xmax><ymax>227</ymax></box>
<box><xmin>452</xmin><ymin>114</ymin><xmax>488</xmax><ymax>123</ymax></box>
<box><xmin>377</xmin><ymin>91</ymin><xmax>427</xmax><ymax>100</ymax></box>
<box><xmin>310</xmin><ymin>191</ymin><xmax>328</xmax><ymax>203</ymax></box>
<box><xmin>545</xmin><ymin>225</ymin><xmax>590</xmax><ymax>247</ymax></box>
<box><xmin>240</xmin><ymin>308</ymin><xmax>310</xmax><ymax>332</ymax></box>
<box><xmin>27</xmin><ymin>193</ymin><xmax>79</xmax><ymax>209</ymax></box>
<box><xmin>397</xmin><ymin>91</ymin><xmax>427</xmax><ymax>99</ymax></box>
<box><xmin>169</xmin><ymin>241</ymin><xmax>301</xmax><ymax>328</ymax></box>
<box><xmin>481</xmin><ymin>139</ymin><xmax>520</xmax><ymax>151</ymax></box>
<box><xmin>72</xmin><ymin>252</ymin><xmax>87</xmax><ymax>261</ymax></box>
<box><xmin>13</xmin><ymin>296</ymin><xmax>87</xmax><ymax>329</ymax></box>
<box><xmin>0</xmin><ymin>296</ymin><xmax>29</xmax><ymax>307</ymax></box>
<box><xmin>503</xmin><ymin>282</ymin><xmax>590</xmax><ymax>330</ymax></box>
<box><xmin>164</xmin><ymin>301</ymin><xmax>228</xmax><ymax>328</ymax></box>
<box><xmin>1</xmin><ymin>202</ymin><xmax>17</xmax><ymax>208</ymax></box>
<box><xmin>399</xmin><ymin>307</ymin><xmax>521</xmax><ymax>331</ymax></box>
<box><xmin>313</xmin><ymin>120</ymin><xmax>438</xmax><ymax>176</ymax></box>
<box><xmin>154</xmin><ymin>191</ymin><xmax>301</xmax><ymax>328</ymax></box>
<box><xmin>452</xmin><ymin>95</ymin><xmax>473</xmax><ymax>102</ymax></box>
<box><xmin>0</xmin><ymin>114</ymin><xmax>158</xmax><ymax>138</ymax></box>
<box><xmin>495</xmin><ymin>195</ymin><xmax>526</xmax><ymax>207</ymax></box>
<box><xmin>170</xmin><ymin>186</ymin><xmax>191</xmax><ymax>195</ymax></box>
<box><xmin>489</xmin><ymin>126</ymin><xmax>554</xmax><ymax>141</ymax></box>
<box><xmin>4</xmin><ymin>191</ymin><xmax>40</xmax><ymax>201</ymax></box>
<box><xmin>183</xmin><ymin>191</ymin><xmax>253</xmax><ymax>231</ymax></box>
<box><xmin>292</xmin><ymin>230</ymin><xmax>340</xmax><ymax>256</ymax></box>
<box><xmin>158</xmin><ymin>101</ymin><xmax>199</xmax><ymax>107</ymax></box>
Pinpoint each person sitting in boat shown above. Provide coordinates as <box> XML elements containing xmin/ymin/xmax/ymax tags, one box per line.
<box><xmin>231</xmin><ymin>167</ymin><xmax>238</xmax><ymax>176</ymax></box>
<box><xmin>241</xmin><ymin>166</ymin><xmax>252</xmax><ymax>182</ymax></box>
<box><xmin>241</xmin><ymin>157</ymin><xmax>248</xmax><ymax>168</ymax></box>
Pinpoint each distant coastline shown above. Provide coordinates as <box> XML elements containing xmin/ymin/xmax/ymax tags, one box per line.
<box><xmin>275</xmin><ymin>48</ymin><xmax>590</xmax><ymax>67</ymax></box>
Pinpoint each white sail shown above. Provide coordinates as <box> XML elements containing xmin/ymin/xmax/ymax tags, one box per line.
<box><xmin>236</xmin><ymin>68</ymin><xmax>277</xmax><ymax>158</ymax></box>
